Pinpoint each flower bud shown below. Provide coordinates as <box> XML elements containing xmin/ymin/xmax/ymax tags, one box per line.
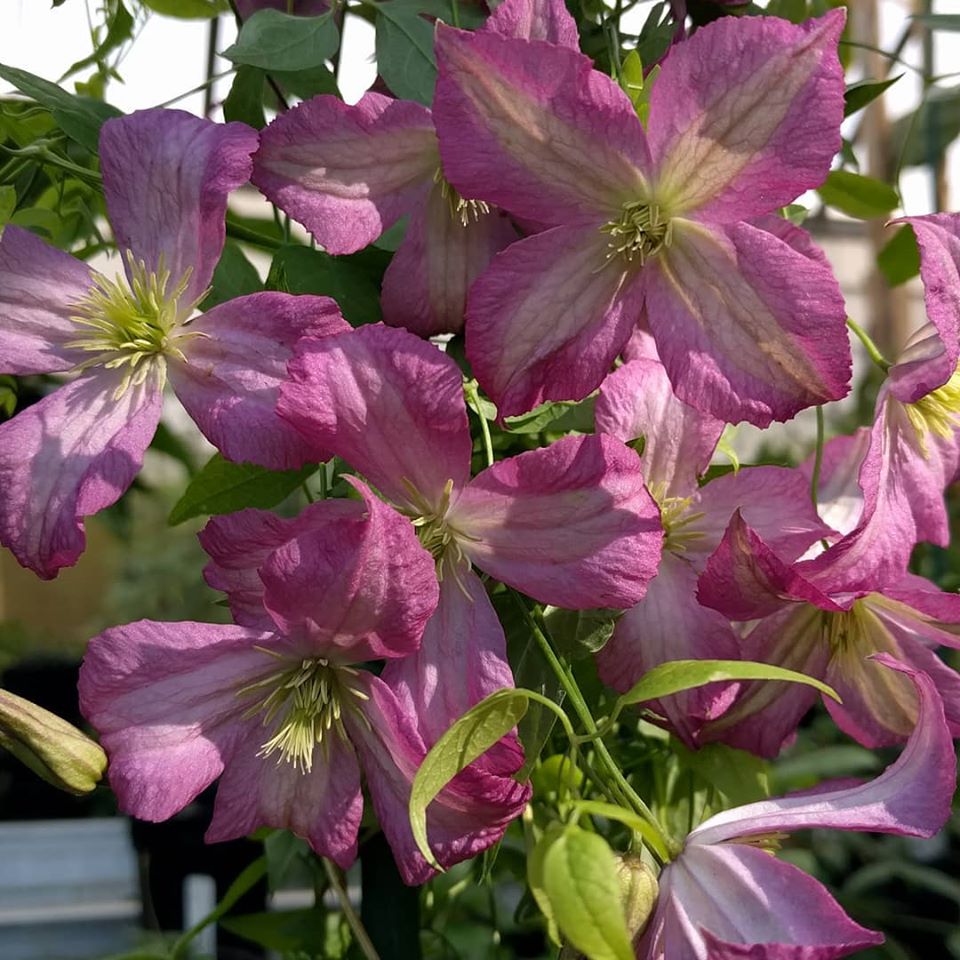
<box><xmin>615</xmin><ymin>853</ymin><xmax>659</xmax><ymax>940</ymax></box>
<box><xmin>0</xmin><ymin>689</ymin><xmax>107</xmax><ymax>795</ymax></box>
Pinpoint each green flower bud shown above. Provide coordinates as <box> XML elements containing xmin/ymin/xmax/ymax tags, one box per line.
<box><xmin>615</xmin><ymin>853</ymin><xmax>659</xmax><ymax>940</ymax></box>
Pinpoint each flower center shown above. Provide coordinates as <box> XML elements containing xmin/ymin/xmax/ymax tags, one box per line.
<box><xmin>648</xmin><ymin>482</ymin><xmax>705</xmax><ymax>554</ymax></box>
<box><xmin>434</xmin><ymin>169</ymin><xmax>491</xmax><ymax>227</ymax></box>
<box><xmin>822</xmin><ymin>603</ymin><xmax>874</xmax><ymax>662</ymax></box>
<box><xmin>236</xmin><ymin>651</ymin><xmax>368</xmax><ymax>774</ymax></box>
<box><xmin>600</xmin><ymin>201</ymin><xmax>672</xmax><ymax>265</ymax></box>
<box><xmin>66</xmin><ymin>252</ymin><xmax>205</xmax><ymax>398</ymax></box>
<box><xmin>904</xmin><ymin>362</ymin><xmax>960</xmax><ymax>456</ymax></box>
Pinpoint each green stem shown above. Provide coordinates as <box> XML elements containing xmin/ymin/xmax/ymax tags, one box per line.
<box><xmin>846</xmin><ymin>317</ymin><xmax>891</xmax><ymax>373</ymax></box>
<box><xmin>225</xmin><ymin>216</ymin><xmax>285</xmax><ymax>250</ymax></box>
<box><xmin>811</xmin><ymin>405</ymin><xmax>825</xmax><ymax>507</ymax></box>
<box><xmin>322</xmin><ymin>858</ymin><xmax>382</xmax><ymax>960</ymax></box>
<box><xmin>464</xmin><ymin>380</ymin><xmax>494</xmax><ymax>468</ymax></box>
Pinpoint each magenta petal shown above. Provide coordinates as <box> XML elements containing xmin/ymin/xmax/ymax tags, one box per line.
<box><xmin>482</xmin><ymin>0</ymin><xmax>579</xmax><ymax>47</ymax></box>
<box><xmin>692</xmin><ymin>656</ymin><xmax>956</xmax><ymax>844</ymax></box>
<box><xmin>78</xmin><ymin>619</ymin><xmax>275</xmax><ymax>822</ymax></box>
<box><xmin>381</xmin><ymin>179</ymin><xmax>518</xmax><ymax>337</ymax></box>
<box><xmin>0</xmin><ymin>369</ymin><xmax>162</xmax><ymax>579</ymax></box>
<box><xmin>260</xmin><ymin>480</ymin><xmax>439</xmax><ymax>662</ymax></box>
<box><xmin>279</xmin><ymin>324</ymin><xmax>472</xmax><ymax>509</ymax></box>
<box><xmin>648</xmin><ymin>11</ymin><xmax>845</xmax><ymax>221</ymax></box>
<box><xmin>200</xmin><ymin>499</ymin><xmax>367</xmax><ymax>628</ymax></box>
<box><xmin>100</xmin><ymin>110</ymin><xmax>257</xmax><ymax>303</ymax></box>
<box><xmin>344</xmin><ymin>672</ymin><xmax>530</xmax><ymax>885</ymax></box>
<box><xmin>466</xmin><ymin>224</ymin><xmax>646</xmax><ymax>419</ymax></box>
<box><xmin>450</xmin><ymin>434</ymin><xmax>663</xmax><ymax>608</ymax></box>
<box><xmin>207</xmin><ymin>724</ymin><xmax>363</xmax><ymax>868</ymax></box>
<box><xmin>647</xmin><ymin>219</ymin><xmax>850</xmax><ymax>426</ymax></box>
<box><xmin>433</xmin><ymin>27</ymin><xmax>649</xmax><ymax>226</ymax></box>
<box><xmin>170</xmin><ymin>292</ymin><xmax>349</xmax><ymax>469</ymax></box>
<box><xmin>252</xmin><ymin>93</ymin><xmax>437</xmax><ymax>254</ymax></box>
<box><xmin>595</xmin><ymin>358</ymin><xmax>723</xmax><ymax>498</ymax></box>
<box><xmin>0</xmin><ymin>225</ymin><xmax>93</xmax><ymax>374</ymax></box>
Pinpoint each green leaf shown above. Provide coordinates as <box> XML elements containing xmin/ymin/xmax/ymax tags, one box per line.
<box><xmin>844</xmin><ymin>75</ymin><xmax>902</xmax><ymax>118</ymax></box>
<box><xmin>817</xmin><ymin>170</ymin><xmax>899</xmax><ymax>219</ymax></box>
<box><xmin>263</xmin><ymin>829</ymin><xmax>309</xmax><ymax>891</ymax></box>
<box><xmin>877</xmin><ymin>222</ymin><xmax>921</xmax><ymax>287</ymax></box>
<box><xmin>527</xmin><ymin>822</ymin><xmax>564</xmax><ymax>946</ymax></box>
<box><xmin>0</xmin><ymin>375</ymin><xmax>17</xmax><ymax>418</ymax></box>
<box><xmin>272</xmin><ymin>62</ymin><xmax>339</xmax><ymax>99</ymax></box>
<box><xmin>617</xmin><ymin>659</ymin><xmax>839</xmax><ymax>708</ymax></box>
<box><xmin>541</xmin><ymin>826</ymin><xmax>634</xmax><ymax>960</ymax></box>
<box><xmin>203</xmin><ymin>241</ymin><xmax>262</xmax><ymax>310</ymax></box>
<box><xmin>504</xmin><ymin>400</ymin><xmax>584</xmax><ymax>434</ymax></box>
<box><xmin>0</xmin><ymin>185</ymin><xmax>16</xmax><ymax>225</ymax></box>
<box><xmin>224</xmin><ymin>10</ymin><xmax>340</xmax><ymax>71</ymax></box>
<box><xmin>408</xmin><ymin>688</ymin><xmax>529</xmax><ymax>867</ymax></box>
<box><xmin>140</xmin><ymin>0</ymin><xmax>227</xmax><ymax>18</ymax></box>
<box><xmin>223</xmin><ymin>66</ymin><xmax>266</xmax><ymax>129</ymax></box>
<box><xmin>375</xmin><ymin>4</ymin><xmax>437</xmax><ymax>106</ymax></box>
<box><xmin>674</xmin><ymin>742</ymin><xmax>770</xmax><ymax>807</ymax></box>
<box><xmin>0</xmin><ymin>62</ymin><xmax>121</xmax><ymax>151</ymax></box>
<box><xmin>892</xmin><ymin>85</ymin><xmax>960</xmax><ymax>169</ymax></box>
<box><xmin>913</xmin><ymin>14</ymin><xmax>960</xmax><ymax>31</ymax></box>
<box><xmin>543</xmin><ymin>607</ymin><xmax>619</xmax><ymax>660</ymax></box>
<box><xmin>60</xmin><ymin>0</ymin><xmax>135</xmax><ymax>80</ymax></box>
<box><xmin>168</xmin><ymin>453</ymin><xmax>317</xmax><ymax>525</ymax></box>
<box><xmin>222</xmin><ymin>908</ymin><xmax>328</xmax><ymax>951</ymax></box>
<box><xmin>619</xmin><ymin>49</ymin><xmax>644</xmax><ymax>109</ymax></box>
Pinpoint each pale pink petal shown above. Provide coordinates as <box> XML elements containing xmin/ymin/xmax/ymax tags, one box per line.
<box><xmin>260</xmin><ymin>480</ymin><xmax>439</xmax><ymax>662</ymax></box>
<box><xmin>622</xmin><ymin>327</ymin><xmax>659</xmax><ymax>362</ymax></box>
<box><xmin>279</xmin><ymin>324</ymin><xmax>472</xmax><ymax>509</ymax></box>
<box><xmin>199</xmin><ymin>499</ymin><xmax>367</xmax><ymax>628</ymax></box>
<box><xmin>78</xmin><ymin>619</ymin><xmax>276</xmax><ymax>822</ymax></box>
<box><xmin>207</xmin><ymin>723</ymin><xmax>363</xmax><ymax>868</ymax></box>
<box><xmin>0</xmin><ymin>369</ymin><xmax>162</xmax><ymax>579</ymax></box>
<box><xmin>803</xmin><ymin>429</ymin><xmax>871</xmax><ymax>539</ymax></box>
<box><xmin>380</xmin><ymin>178</ymin><xmax>518</xmax><ymax>337</ymax></box>
<box><xmin>344</xmin><ymin>672</ymin><xmax>530</xmax><ymax>885</ymax></box>
<box><xmin>465</xmin><ymin>224</ymin><xmax>646</xmax><ymax>419</ymax></box>
<box><xmin>0</xmin><ymin>225</ymin><xmax>93</xmax><ymax>374</ymax></box>
<box><xmin>648</xmin><ymin>11</ymin><xmax>845</xmax><ymax>221</ymax></box>
<box><xmin>433</xmin><ymin>27</ymin><xmax>649</xmax><ymax>226</ymax></box>
<box><xmin>595</xmin><ymin>358</ymin><xmax>723</xmax><ymax>498</ymax></box>
<box><xmin>647</xmin><ymin>219</ymin><xmax>850</xmax><ymax>427</ymax></box>
<box><xmin>691</xmin><ymin>656</ymin><xmax>956</xmax><ymax>844</ymax></box>
<box><xmin>483</xmin><ymin>0</ymin><xmax>579</xmax><ymax>47</ymax></box>
<box><xmin>449</xmin><ymin>434</ymin><xmax>663</xmax><ymax>608</ymax></box>
<box><xmin>170</xmin><ymin>292</ymin><xmax>349</xmax><ymax>469</ymax></box>
<box><xmin>750</xmin><ymin>214</ymin><xmax>833</xmax><ymax>264</ymax></box>
<box><xmin>100</xmin><ymin>110</ymin><xmax>258</xmax><ymax>303</ymax></box>
<box><xmin>252</xmin><ymin>93</ymin><xmax>437</xmax><ymax>254</ymax></box>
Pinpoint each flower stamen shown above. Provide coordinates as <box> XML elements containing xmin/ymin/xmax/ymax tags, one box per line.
<box><xmin>601</xmin><ymin>201</ymin><xmax>673</xmax><ymax>265</ymax></box>
<box><xmin>434</xmin><ymin>168</ymin><xmax>491</xmax><ymax>227</ymax></box>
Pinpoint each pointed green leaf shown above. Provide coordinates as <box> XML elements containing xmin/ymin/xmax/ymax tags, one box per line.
<box><xmin>141</xmin><ymin>0</ymin><xmax>227</xmax><ymax>18</ymax></box>
<box><xmin>817</xmin><ymin>170</ymin><xmax>899</xmax><ymax>220</ymax></box>
<box><xmin>223</xmin><ymin>66</ymin><xmax>266</xmax><ymax>129</ymax></box>
<box><xmin>844</xmin><ymin>75</ymin><xmax>901</xmax><ymax>117</ymax></box>
<box><xmin>528</xmin><ymin>822</ymin><xmax>565</xmax><ymax>946</ymax></box>
<box><xmin>878</xmin><ymin>223</ymin><xmax>921</xmax><ymax>287</ymax></box>
<box><xmin>224</xmin><ymin>10</ymin><xmax>340</xmax><ymax>71</ymax></box>
<box><xmin>375</xmin><ymin>4</ymin><xmax>436</xmax><ymax>105</ymax></box>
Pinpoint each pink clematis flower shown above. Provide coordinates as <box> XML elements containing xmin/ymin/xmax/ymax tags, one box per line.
<box><xmin>79</xmin><ymin>486</ymin><xmax>530</xmax><ymax>884</ymax></box>
<box><xmin>252</xmin><ymin>0</ymin><xmax>577</xmax><ymax>337</ymax></box>
<box><xmin>593</xmin><ymin>348</ymin><xmax>833</xmax><ymax>744</ymax></box>
<box><xmin>0</xmin><ymin>108</ymin><xmax>350</xmax><ymax>579</ymax></box>
<box><xmin>638</xmin><ymin>657</ymin><xmax>956</xmax><ymax>960</ymax></box>
<box><xmin>431</xmin><ymin>11</ymin><xmax>851</xmax><ymax>424</ymax></box>
<box><xmin>276</xmin><ymin>323</ymin><xmax>664</xmax><ymax>741</ymax></box>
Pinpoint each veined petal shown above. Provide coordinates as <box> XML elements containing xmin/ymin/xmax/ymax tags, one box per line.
<box><xmin>450</xmin><ymin>434</ymin><xmax>663</xmax><ymax>609</ymax></box>
<box><xmin>252</xmin><ymin>93</ymin><xmax>437</xmax><ymax>254</ymax></box>
<box><xmin>170</xmin><ymin>292</ymin><xmax>349</xmax><ymax>469</ymax></box>
<box><xmin>595</xmin><ymin>358</ymin><xmax>723</xmax><ymax>498</ymax></box>
<box><xmin>648</xmin><ymin>11</ymin><xmax>845</xmax><ymax>221</ymax></box>
<box><xmin>483</xmin><ymin>0</ymin><xmax>579</xmax><ymax>47</ymax></box>
<box><xmin>433</xmin><ymin>27</ymin><xmax>649</xmax><ymax>226</ymax></box>
<box><xmin>690</xmin><ymin>656</ymin><xmax>956</xmax><ymax>844</ymax></box>
<box><xmin>647</xmin><ymin>219</ymin><xmax>850</xmax><ymax>427</ymax></box>
<box><xmin>381</xmin><ymin>178</ymin><xmax>518</xmax><ymax>337</ymax></box>
<box><xmin>0</xmin><ymin>369</ymin><xmax>162</xmax><ymax>579</ymax></box>
<box><xmin>260</xmin><ymin>480</ymin><xmax>439</xmax><ymax>662</ymax></box>
<box><xmin>0</xmin><ymin>225</ymin><xmax>93</xmax><ymax>374</ymax></box>
<box><xmin>466</xmin><ymin>223</ymin><xmax>645</xmax><ymax>419</ymax></box>
<box><xmin>100</xmin><ymin>110</ymin><xmax>258</xmax><ymax>303</ymax></box>
<box><xmin>279</xmin><ymin>324</ymin><xmax>471</xmax><ymax>511</ymax></box>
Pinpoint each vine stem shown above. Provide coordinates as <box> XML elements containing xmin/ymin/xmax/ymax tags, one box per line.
<box><xmin>810</xmin><ymin>405</ymin><xmax>825</xmax><ymax>507</ymax></box>
<box><xmin>464</xmin><ymin>380</ymin><xmax>494</xmax><ymax>468</ymax></box>
<box><xmin>322</xmin><ymin>858</ymin><xmax>382</xmax><ymax>960</ymax></box>
<box><xmin>846</xmin><ymin>317</ymin><xmax>891</xmax><ymax>372</ymax></box>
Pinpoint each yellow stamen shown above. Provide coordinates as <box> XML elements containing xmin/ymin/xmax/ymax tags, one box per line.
<box><xmin>600</xmin><ymin>200</ymin><xmax>673</xmax><ymax>265</ymax></box>
<box><xmin>904</xmin><ymin>363</ymin><xmax>960</xmax><ymax>457</ymax></box>
<box><xmin>434</xmin><ymin>168</ymin><xmax>491</xmax><ymax>227</ymax></box>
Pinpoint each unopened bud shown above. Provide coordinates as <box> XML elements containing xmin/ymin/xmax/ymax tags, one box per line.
<box><xmin>0</xmin><ymin>689</ymin><xmax>107</xmax><ymax>795</ymax></box>
<box><xmin>615</xmin><ymin>853</ymin><xmax>659</xmax><ymax>940</ymax></box>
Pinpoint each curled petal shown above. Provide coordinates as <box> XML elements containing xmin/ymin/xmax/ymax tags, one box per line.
<box><xmin>483</xmin><ymin>0</ymin><xmax>579</xmax><ymax>47</ymax></box>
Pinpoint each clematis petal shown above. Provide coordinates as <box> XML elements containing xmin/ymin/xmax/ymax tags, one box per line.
<box><xmin>279</xmin><ymin>324</ymin><xmax>472</xmax><ymax>510</ymax></box>
<box><xmin>691</xmin><ymin>656</ymin><xmax>956</xmax><ymax>845</ymax></box>
<box><xmin>0</xmin><ymin>369</ymin><xmax>162</xmax><ymax>579</ymax></box>
<box><xmin>887</xmin><ymin>214</ymin><xmax>960</xmax><ymax>403</ymax></box>
<box><xmin>344</xmin><ymin>672</ymin><xmax>530</xmax><ymax>885</ymax></box>
<box><xmin>647</xmin><ymin>219</ymin><xmax>850</xmax><ymax>427</ymax></box>
<box><xmin>100</xmin><ymin>110</ymin><xmax>258</xmax><ymax>303</ymax></box>
<box><xmin>484</xmin><ymin>0</ymin><xmax>579</xmax><ymax>47</ymax></box>
<box><xmin>170</xmin><ymin>292</ymin><xmax>349</xmax><ymax>469</ymax></box>
<box><xmin>380</xmin><ymin>178</ymin><xmax>518</xmax><ymax>337</ymax></box>
<box><xmin>433</xmin><ymin>27</ymin><xmax>650</xmax><ymax>226</ymax></box>
<box><xmin>595</xmin><ymin>358</ymin><xmax>723</xmax><ymax>498</ymax></box>
<box><xmin>449</xmin><ymin>434</ymin><xmax>663</xmax><ymax>608</ymax></box>
<box><xmin>252</xmin><ymin>93</ymin><xmax>437</xmax><ymax>254</ymax></box>
<box><xmin>207</xmin><ymin>724</ymin><xmax>363</xmax><ymax>868</ymax></box>
<box><xmin>260</xmin><ymin>480</ymin><xmax>439</xmax><ymax>662</ymax></box>
<box><xmin>466</xmin><ymin>223</ymin><xmax>646</xmax><ymax>419</ymax></box>
<box><xmin>0</xmin><ymin>225</ymin><xmax>93</xmax><ymax>373</ymax></box>
<box><xmin>804</xmin><ymin>429</ymin><xmax>871</xmax><ymax>539</ymax></box>
<box><xmin>648</xmin><ymin>10</ymin><xmax>845</xmax><ymax>221</ymax></box>
<box><xmin>199</xmin><ymin>499</ymin><xmax>368</xmax><ymax>628</ymax></box>
<box><xmin>78</xmin><ymin>619</ymin><xmax>276</xmax><ymax>822</ymax></box>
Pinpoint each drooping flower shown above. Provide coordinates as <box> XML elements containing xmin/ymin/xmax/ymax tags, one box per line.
<box><xmin>638</xmin><ymin>657</ymin><xmax>956</xmax><ymax>959</ymax></box>
<box><xmin>0</xmin><ymin>109</ymin><xmax>350</xmax><ymax>579</ymax></box>
<box><xmin>593</xmin><ymin>349</ymin><xmax>832</xmax><ymax>744</ymax></box>
<box><xmin>79</xmin><ymin>486</ymin><xmax>530</xmax><ymax>884</ymax></box>
<box><xmin>431</xmin><ymin>12</ymin><xmax>851</xmax><ymax>424</ymax></box>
